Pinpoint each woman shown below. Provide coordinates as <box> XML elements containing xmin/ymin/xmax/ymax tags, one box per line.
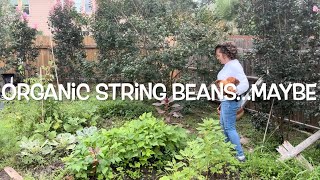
<box><xmin>214</xmin><ymin>42</ymin><xmax>249</xmax><ymax>162</ymax></box>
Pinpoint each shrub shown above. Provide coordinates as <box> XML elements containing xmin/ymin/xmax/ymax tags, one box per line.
<box><xmin>238</xmin><ymin>0</ymin><xmax>320</xmax><ymax>133</ymax></box>
<box><xmin>97</xmin><ymin>99</ymin><xmax>155</xmax><ymax>120</ymax></box>
<box><xmin>0</xmin><ymin>0</ymin><xmax>16</xmax><ymax>58</ymax></box>
<box><xmin>93</xmin><ymin>0</ymin><xmax>223</xmax><ymax>94</ymax></box>
<box><xmin>161</xmin><ymin>118</ymin><xmax>239</xmax><ymax>179</ymax></box>
<box><xmin>48</xmin><ymin>0</ymin><xmax>89</xmax><ymax>84</ymax></box>
<box><xmin>63</xmin><ymin>112</ymin><xmax>188</xmax><ymax>179</ymax></box>
<box><xmin>0</xmin><ymin>7</ymin><xmax>39</xmax><ymax>82</ymax></box>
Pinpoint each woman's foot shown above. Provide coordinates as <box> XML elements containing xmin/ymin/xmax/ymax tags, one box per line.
<box><xmin>236</xmin><ymin>155</ymin><xmax>246</xmax><ymax>162</ymax></box>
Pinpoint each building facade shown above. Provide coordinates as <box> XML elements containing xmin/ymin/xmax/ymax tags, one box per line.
<box><xmin>11</xmin><ymin>0</ymin><xmax>96</xmax><ymax>35</ymax></box>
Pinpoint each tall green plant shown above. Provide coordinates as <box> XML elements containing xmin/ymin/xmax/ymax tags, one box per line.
<box><xmin>48</xmin><ymin>0</ymin><xmax>88</xmax><ymax>84</ymax></box>
<box><xmin>0</xmin><ymin>0</ymin><xmax>15</xmax><ymax>59</ymax></box>
<box><xmin>93</xmin><ymin>0</ymin><xmax>224</xmax><ymax>95</ymax></box>
<box><xmin>9</xmin><ymin>13</ymin><xmax>39</xmax><ymax>81</ymax></box>
<box><xmin>0</xmin><ymin>5</ymin><xmax>39</xmax><ymax>82</ymax></box>
<box><xmin>239</xmin><ymin>0</ymin><xmax>320</xmax><ymax>136</ymax></box>
<box><xmin>161</xmin><ymin>118</ymin><xmax>239</xmax><ymax>179</ymax></box>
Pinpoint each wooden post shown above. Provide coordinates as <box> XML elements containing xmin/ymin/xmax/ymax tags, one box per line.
<box><xmin>278</xmin><ymin>141</ymin><xmax>314</xmax><ymax>170</ymax></box>
<box><xmin>279</xmin><ymin>130</ymin><xmax>320</xmax><ymax>161</ymax></box>
<box><xmin>3</xmin><ymin>167</ymin><xmax>23</xmax><ymax>180</ymax></box>
<box><xmin>240</xmin><ymin>76</ymin><xmax>263</xmax><ymax>108</ymax></box>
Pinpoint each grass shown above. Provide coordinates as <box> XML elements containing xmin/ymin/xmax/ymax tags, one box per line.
<box><xmin>169</xmin><ymin>101</ymin><xmax>319</xmax><ymax>166</ymax></box>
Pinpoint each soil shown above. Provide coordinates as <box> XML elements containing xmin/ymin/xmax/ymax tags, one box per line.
<box><xmin>30</xmin><ymin>161</ymin><xmax>64</xmax><ymax>179</ymax></box>
<box><xmin>0</xmin><ymin>170</ymin><xmax>11</xmax><ymax>180</ymax></box>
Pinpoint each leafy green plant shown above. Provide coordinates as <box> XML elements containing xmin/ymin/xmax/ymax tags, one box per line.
<box><xmin>63</xmin><ymin>112</ymin><xmax>188</xmax><ymax>179</ymax></box>
<box><xmin>18</xmin><ymin>137</ymin><xmax>53</xmax><ymax>165</ymax></box>
<box><xmin>50</xmin><ymin>133</ymin><xmax>77</xmax><ymax>153</ymax></box>
<box><xmin>152</xmin><ymin>96</ymin><xmax>183</xmax><ymax>123</ymax></box>
<box><xmin>75</xmin><ymin>126</ymin><xmax>98</xmax><ymax>139</ymax></box>
<box><xmin>161</xmin><ymin>118</ymin><xmax>239</xmax><ymax>179</ymax></box>
<box><xmin>32</xmin><ymin>99</ymin><xmax>99</xmax><ymax>137</ymax></box>
<box><xmin>0</xmin><ymin>97</ymin><xmax>100</xmax><ymax>161</ymax></box>
<box><xmin>97</xmin><ymin>99</ymin><xmax>155</xmax><ymax>120</ymax></box>
<box><xmin>63</xmin><ymin>117</ymin><xmax>87</xmax><ymax>133</ymax></box>
<box><xmin>18</xmin><ymin>132</ymin><xmax>77</xmax><ymax>166</ymax></box>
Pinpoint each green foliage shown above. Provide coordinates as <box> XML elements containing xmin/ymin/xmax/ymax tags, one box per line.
<box><xmin>63</xmin><ymin>112</ymin><xmax>188</xmax><ymax>179</ymax></box>
<box><xmin>18</xmin><ymin>137</ymin><xmax>54</xmax><ymax>166</ymax></box>
<box><xmin>0</xmin><ymin>100</ymin><xmax>43</xmax><ymax>163</ymax></box>
<box><xmin>0</xmin><ymin>96</ymin><xmax>153</xmax><ymax>163</ymax></box>
<box><xmin>0</xmin><ymin>100</ymin><xmax>41</xmax><ymax>137</ymax></box>
<box><xmin>59</xmin><ymin>96</ymin><xmax>105</xmax><ymax>126</ymax></box>
<box><xmin>214</xmin><ymin>0</ymin><xmax>239</xmax><ymax>21</ymax></box>
<box><xmin>0</xmin><ymin>7</ymin><xmax>39</xmax><ymax>81</ymax></box>
<box><xmin>93</xmin><ymin>0</ymin><xmax>223</xmax><ymax>92</ymax></box>
<box><xmin>161</xmin><ymin>118</ymin><xmax>239</xmax><ymax>179</ymax></box>
<box><xmin>238</xmin><ymin>0</ymin><xmax>320</xmax><ymax>134</ymax></box>
<box><xmin>18</xmin><ymin>130</ymin><xmax>85</xmax><ymax>166</ymax></box>
<box><xmin>0</xmin><ymin>0</ymin><xmax>16</xmax><ymax>58</ymax></box>
<box><xmin>239</xmin><ymin>149</ymin><xmax>304</xmax><ymax>179</ymax></box>
<box><xmin>9</xmin><ymin>14</ymin><xmax>39</xmax><ymax>81</ymax></box>
<box><xmin>48</xmin><ymin>0</ymin><xmax>89</xmax><ymax>84</ymax></box>
<box><xmin>97</xmin><ymin>99</ymin><xmax>155</xmax><ymax>120</ymax></box>
<box><xmin>153</xmin><ymin>96</ymin><xmax>183</xmax><ymax>123</ymax></box>
<box><xmin>0</xmin><ymin>95</ymin><xmax>101</xmax><ymax>164</ymax></box>
<box><xmin>0</xmin><ymin>113</ymin><xmax>20</xmax><ymax>159</ymax></box>
<box><xmin>294</xmin><ymin>165</ymin><xmax>320</xmax><ymax>180</ymax></box>
<box><xmin>197</xmin><ymin>0</ymin><xmax>240</xmax><ymax>34</ymax></box>
<box><xmin>29</xmin><ymin>102</ymin><xmax>99</xmax><ymax>148</ymax></box>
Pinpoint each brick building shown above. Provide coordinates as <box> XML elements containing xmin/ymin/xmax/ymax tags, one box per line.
<box><xmin>10</xmin><ymin>0</ymin><xmax>97</xmax><ymax>35</ymax></box>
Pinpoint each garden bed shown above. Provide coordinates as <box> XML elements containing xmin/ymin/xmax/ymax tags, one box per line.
<box><xmin>0</xmin><ymin>98</ymin><xmax>319</xmax><ymax>179</ymax></box>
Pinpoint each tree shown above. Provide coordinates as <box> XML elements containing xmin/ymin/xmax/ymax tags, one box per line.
<box><xmin>48</xmin><ymin>0</ymin><xmax>88</xmax><ymax>84</ymax></box>
<box><xmin>0</xmin><ymin>0</ymin><xmax>15</xmax><ymax>59</ymax></box>
<box><xmin>0</xmin><ymin>2</ymin><xmax>39</xmax><ymax>82</ymax></box>
<box><xmin>239</xmin><ymin>0</ymin><xmax>320</xmax><ymax>137</ymax></box>
<box><xmin>93</xmin><ymin>0</ymin><xmax>225</xmax><ymax>95</ymax></box>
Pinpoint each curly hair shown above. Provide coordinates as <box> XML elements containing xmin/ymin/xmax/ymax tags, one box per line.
<box><xmin>214</xmin><ymin>42</ymin><xmax>238</xmax><ymax>60</ymax></box>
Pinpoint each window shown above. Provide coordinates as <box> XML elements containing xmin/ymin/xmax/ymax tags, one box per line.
<box><xmin>73</xmin><ymin>0</ymin><xmax>94</xmax><ymax>14</ymax></box>
<box><xmin>85</xmin><ymin>0</ymin><xmax>93</xmax><ymax>13</ymax></box>
<box><xmin>22</xmin><ymin>0</ymin><xmax>29</xmax><ymax>15</ymax></box>
<box><xmin>10</xmin><ymin>0</ymin><xmax>29</xmax><ymax>14</ymax></box>
<box><xmin>55</xmin><ymin>0</ymin><xmax>95</xmax><ymax>14</ymax></box>
<box><xmin>74</xmin><ymin>0</ymin><xmax>82</xmax><ymax>12</ymax></box>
